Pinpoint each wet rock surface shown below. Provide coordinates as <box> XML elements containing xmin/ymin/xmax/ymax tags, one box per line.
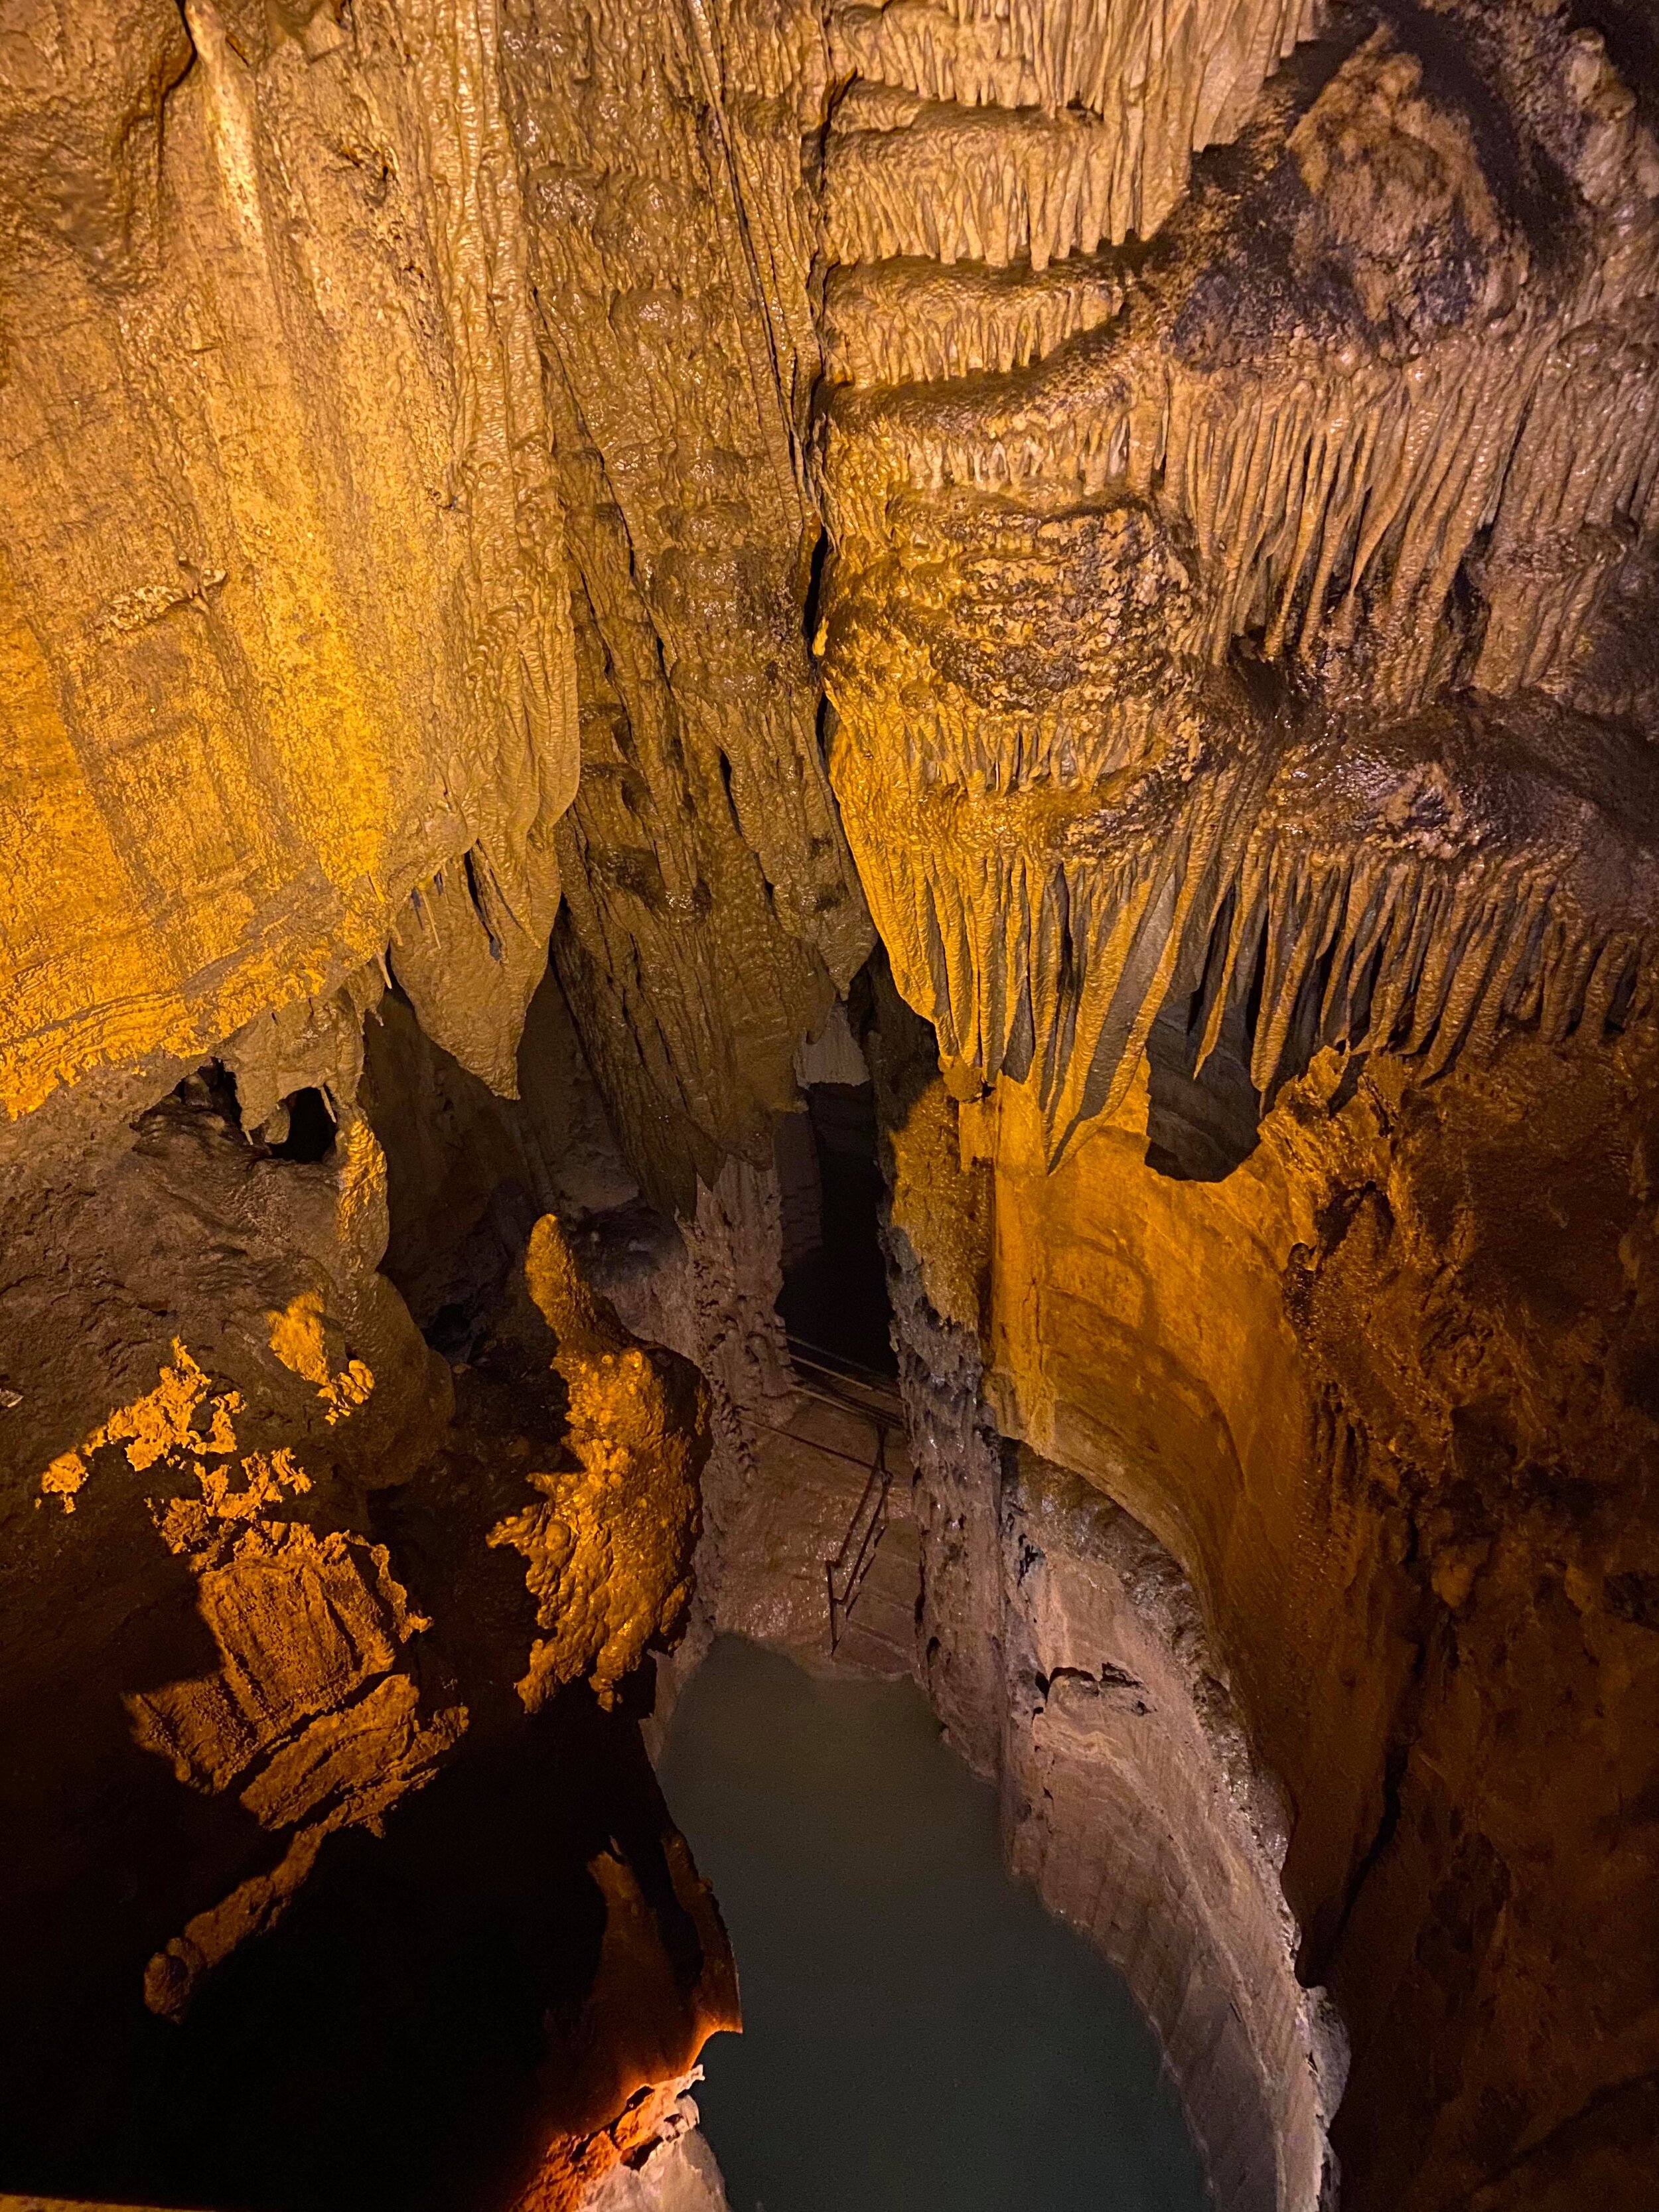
<box><xmin>0</xmin><ymin>1041</ymin><xmax>731</xmax><ymax>2209</ymax></box>
<box><xmin>2</xmin><ymin>5</ymin><xmax>1658</xmax><ymax>2209</ymax></box>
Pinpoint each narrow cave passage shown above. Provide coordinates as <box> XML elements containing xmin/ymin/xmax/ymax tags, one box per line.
<box><xmin>658</xmin><ymin>1636</ymin><xmax>1209</xmax><ymax>2212</ymax></box>
<box><xmin>774</xmin><ymin>1076</ymin><xmax>897</xmax><ymax>1380</ymax></box>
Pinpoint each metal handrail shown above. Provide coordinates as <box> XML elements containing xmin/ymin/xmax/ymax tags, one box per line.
<box><xmin>824</xmin><ymin>1424</ymin><xmax>891</xmax><ymax>1655</ymax></box>
<box><xmin>786</xmin><ymin>1334</ymin><xmax>902</xmax><ymax>1404</ymax></box>
<box><xmin>767</xmin><ymin>1336</ymin><xmax>905</xmax><ymax>1653</ymax></box>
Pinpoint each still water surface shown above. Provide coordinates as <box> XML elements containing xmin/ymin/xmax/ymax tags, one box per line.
<box><xmin>658</xmin><ymin>1635</ymin><xmax>1211</xmax><ymax>2212</ymax></box>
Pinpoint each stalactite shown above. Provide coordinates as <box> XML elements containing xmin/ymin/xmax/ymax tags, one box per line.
<box><xmin>823</xmin><ymin>324</ymin><xmax>1659</xmax><ymax>713</ymax></box>
<box><xmin>821</xmin><ymin>252</ymin><xmax>1126</xmax><ymax>385</ymax></box>
<box><xmin>829</xmin><ymin>0</ymin><xmax>1323</xmax><ymax>244</ymax></box>
<box><xmin>825</xmin><ymin>87</ymin><xmax>1155</xmax><ymax>270</ymax></box>
<box><xmin>817</xmin><ymin>0</ymin><xmax>1659</xmax><ymax>1196</ymax></box>
<box><xmin>831</xmin><ymin>686</ymin><xmax>1659</xmax><ymax>1164</ymax></box>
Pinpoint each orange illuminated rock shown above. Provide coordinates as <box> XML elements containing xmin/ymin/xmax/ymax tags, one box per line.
<box><xmin>508</xmin><ymin>1834</ymin><xmax>740</xmax><ymax>2212</ymax></box>
<box><xmin>490</xmin><ymin>1216</ymin><xmax>710</xmax><ymax>1712</ymax></box>
<box><xmin>0</xmin><ymin>0</ymin><xmax>577</xmax><ymax>1133</ymax></box>
<box><xmin>2</xmin><ymin>5</ymin><xmax>1658</xmax><ymax>2209</ymax></box>
<box><xmin>884</xmin><ymin>1020</ymin><xmax>1659</xmax><ymax>2212</ymax></box>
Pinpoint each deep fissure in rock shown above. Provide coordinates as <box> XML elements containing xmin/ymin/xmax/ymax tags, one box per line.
<box><xmin>3</xmin><ymin>5</ymin><xmax>1656</xmax><ymax>2210</ymax></box>
<box><xmin>774</xmin><ymin>1076</ymin><xmax>897</xmax><ymax>1378</ymax></box>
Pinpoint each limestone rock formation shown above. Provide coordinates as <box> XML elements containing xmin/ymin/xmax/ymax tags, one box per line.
<box><xmin>804</xmin><ymin>11</ymin><xmax>1659</xmax><ymax>2203</ymax></box>
<box><xmin>863</xmin><ymin>995</ymin><xmax>1659</xmax><ymax>2212</ymax></box>
<box><xmin>999</xmin><ymin>1448</ymin><xmax>1344</xmax><ymax>2212</ymax></box>
<box><xmin>573</xmin><ymin>2089</ymin><xmax>732</xmax><ymax>2212</ymax></box>
<box><xmin>3</xmin><ymin>3</ymin><xmax>1658</xmax><ymax>2210</ymax></box>
<box><xmin>826</xmin><ymin>0</ymin><xmax>1323</xmax><ymax>248</ymax></box>
<box><xmin>500</xmin><ymin>0</ymin><xmax>873</xmax><ymax>1209</ymax></box>
<box><xmin>0</xmin><ymin>0</ymin><xmax>579</xmax><ymax>1134</ymax></box>
<box><xmin>0</xmin><ymin>1048</ymin><xmax>729</xmax><ymax>2205</ymax></box>
<box><xmin>488</xmin><ymin>1213</ymin><xmax>709</xmax><ymax>1712</ymax></box>
<box><xmin>1</xmin><ymin>1071</ymin><xmax>459</xmax><ymax>2033</ymax></box>
<box><xmin>821</xmin><ymin>1</ymin><xmax>1659</xmax><ymax>1163</ymax></box>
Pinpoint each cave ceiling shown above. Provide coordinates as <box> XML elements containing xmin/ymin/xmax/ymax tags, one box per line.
<box><xmin>1</xmin><ymin>0</ymin><xmax>1654</xmax><ymax>1203</ymax></box>
<box><xmin>2</xmin><ymin>4</ymin><xmax>1658</xmax><ymax>2211</ymax></box>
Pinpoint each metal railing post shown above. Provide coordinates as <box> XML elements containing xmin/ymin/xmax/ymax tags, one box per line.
<box><xmin>824</xmin><ymin>1426</ymin><xmax>891</xmax><ymax>1655</ymax></box>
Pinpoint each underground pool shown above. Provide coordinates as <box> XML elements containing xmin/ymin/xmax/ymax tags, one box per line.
<box><xmin>658</xmin><ymin>1635</ymin><xmax>1212</xmax><ymax>2212</ymax></box>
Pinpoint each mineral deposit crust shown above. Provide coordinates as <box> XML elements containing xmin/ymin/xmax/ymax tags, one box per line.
<box><xmin>2</xmin><ymin>5</ymin><xmax>1658</xmax><ymax>2212</ymax></box>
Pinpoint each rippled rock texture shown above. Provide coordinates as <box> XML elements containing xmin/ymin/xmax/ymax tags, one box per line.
<box><xmin>3</xmin><ymin>3</ymin><xmax>1658</xmax><ymax>2210</ymax></box>
<box><xmin>0</xmin><ymin>1051</ymin><xmax>731</xmax><ymax>2208</ymax></box>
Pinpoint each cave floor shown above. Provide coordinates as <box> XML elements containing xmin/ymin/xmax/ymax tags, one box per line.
<box><xmin>713</xmin><ymin>1372</ymin><xmax>919</xmax><ymax>1673</ymax></box>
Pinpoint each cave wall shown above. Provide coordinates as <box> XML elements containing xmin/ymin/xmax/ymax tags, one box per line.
<box><xmin>929</xmin><ymin>1031</ymin><xmax>1659</xmax><ymax>2212</ymax></box>
<box><xmin>498</xmin><ymin>0</ymin><xmax>873</xmax><ymax>1210</ymax></box>
<box><xmin>997</xmin><ymin>1447</ymin><xmax>1344</xmax><ymax>2212</ymax></box>
<box><xmin>0</xmin><ymin>1043</ymin><xmax>733</xmax><ymax>2208</ymax></box>
<box><xmin>867</xmin><ymin>988</ymin><xmax>1332</xmax><ymax>2212</ymax></box>
<box><xmin>0</xmin><ymin>7</ymin><xmax>855</xmax><ymax>2196</ymax></box>
<box><xmin>817</xmin><ymin>8</ymin><xmax>1659</xmax><ymax>2206</ymax></box>
<box><xmin>0</xmin><ymin>0</ymin><xmax>579</xmax><ymax>1134</ymax></box>
<box><xmin>820</xmin><ymin>5</ymin><xmax>1659</xmax><ymax>1170</ymax></box>
<box><xmin>0</xmin><ymin>0</ymin><xmax>869</xmax><ymax>1196</ymax></box>
<box><xmin>2</xmin><ymin>3</ymin><xmax>1658</xmax><ymax>2209</ymax></box>
<box><xmin>866</xmin><ymin>974</ymin><xmax>1659</xmax><ymax>2212</ymax></box>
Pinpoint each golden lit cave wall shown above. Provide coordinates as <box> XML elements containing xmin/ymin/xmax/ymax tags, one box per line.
<box><xmin>820</xmin><ymin>6</ymin><xmax>1659</xmax><ymax>1171</ymax></box>
<box><xmin>0</xmin><ymin>0</ymin><xmax>577</xmax><ymax>1134</ymax></box>
<box><xmin>0</xmin><ymin>1051</ymin><xmax>727</xmax><ymax>2199</ymax></box>
<box><xmin>946</xmin><ymin>1036</ymin><xmax>1659</xmax><ymax>2212</ymax></box>
<box><xmin>498</xmin><ymin>0</ymin><xmax>873</xmax><ymax>1212</ymax></box>
<box><xmin>0</xmin><ymin>0</ymin><xmax>847</xmax><ymax>2085</ymax></box>
<box><xmin>817</xmin><ymin>13</ymin><xmax>1659</xmax><ymax>2200</ymax></box>
<box><xmin>873</xmin><ymin>1009</ymin><xmax>1334</xmax><ymax>2212</ymax></box>
<box><xmin>0</xmin><ymin>0</ymin><xmax>873</xmax><ymax>1218</ymax></box>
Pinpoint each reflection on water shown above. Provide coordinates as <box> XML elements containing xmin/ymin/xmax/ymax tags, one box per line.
<box><xmin>658</xmin><ymin>1636</ymin><xmax>1211</xmax><ymax>2212</ymax></box>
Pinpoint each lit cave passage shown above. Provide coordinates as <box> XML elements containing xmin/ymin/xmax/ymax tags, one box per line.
<box><xmin>4</xmin><ymin>4</ymin><xmax>1659</xmax><ymax>2212</ymax></box>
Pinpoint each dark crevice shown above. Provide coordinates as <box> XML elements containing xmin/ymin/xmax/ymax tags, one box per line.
<box><xmin>803</xmin><ymin>521</ymin><xmax>830</xmax><ymax>652</ymax></box>
<box><xmin>269</xmin><ymin>1086</ymin><xmax>338</xmax><ymax>1164</ymax></box>
<box><xmin>463</xmin><ymin>849</ymin><xmax>504</xmax><ymax>962</ymax></box>
<box><xmin>1301</xmin><ymin>1549</ymin><xmax>1445</xmax><ymax>1986</ymax></box>
<box><xmin>716</xmin><ymin>747</ymin><xmax>741</xmax><ymax>836</ymax></box>
<box><xmin>163</xmin><ymin>1061</ymin><xmax>249</xmax><ymax>1140</ymax></box>
<box><xmin>1145</xmin><ymin>990</ymin><xmax>1262</xmax><ymax>1183</ymax></box>
<box><xmin>775</xmin><ymin>1070</ymin><xmax>896</xmax><ymax>1378</ymax></box>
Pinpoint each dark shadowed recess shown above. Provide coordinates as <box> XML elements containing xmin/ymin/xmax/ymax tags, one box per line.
<box><xmin>1144</xmin><ymin>994</ymin><xmax>1263</xmax><ymax>1185</ymax></box>
<box><xmin>775</xmin><ymin>1080</ymin><xmax>897</xmax><ymax>1378</ymax></box>
<box><xmin>0</xmin><ymin>1383</ymin><xmax>716</xmax><ymax>2212</ymax></box>
<box><xmin>778</xmin><ymin>1074</ymin><xmax>898</xmax><ymax>1380</ymax></box>
<box><xmin>267</xmin><ymin>1083</ymin><xmax>338</xmax><ymax>1163</ymax></box>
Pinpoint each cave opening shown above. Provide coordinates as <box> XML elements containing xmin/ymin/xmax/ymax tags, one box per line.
<box><xmin>773</xmin><ymin>1073</ymin><xmax>897</xmax><ymax>1379</ymax></box>
<box><xmin>267</xmin><ymin>1084</ymin><xmax>338</xmax><ymax>1163</ymax></box>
